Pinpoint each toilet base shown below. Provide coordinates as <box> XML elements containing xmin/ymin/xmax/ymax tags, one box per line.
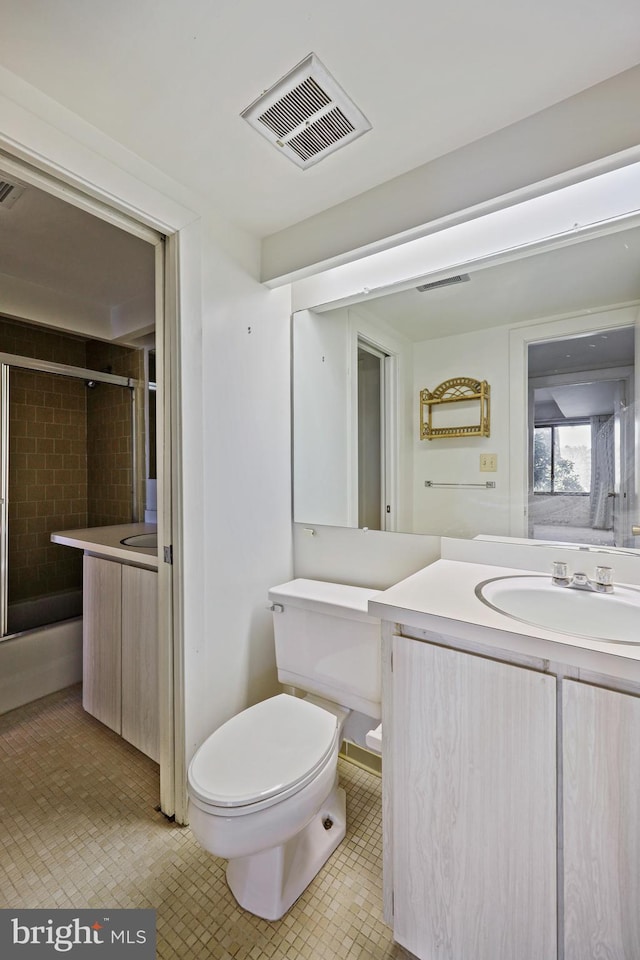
<box><xmin>226</xmin><ymin>784</ymin><xmax>347</xmax><ymax>921</ymax></box>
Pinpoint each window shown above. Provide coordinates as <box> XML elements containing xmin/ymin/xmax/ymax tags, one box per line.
<box><xmin>533</xmin><ymin>422</ymin><xmax>591</xmax><ymax>494</ymax></box>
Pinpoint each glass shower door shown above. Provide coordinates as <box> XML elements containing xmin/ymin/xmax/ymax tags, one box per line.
<box><xmin>0</xmin><ymin>361</ymin><xmax>138</xmax><ymax>637</ymax></box>
<box><xmin>5</xmin><ymin>366</ymin><xmax>87</xmax><ymax>634</ymax></box>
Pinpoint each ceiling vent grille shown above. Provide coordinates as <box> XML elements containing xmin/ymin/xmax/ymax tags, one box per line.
<box><xmin>241</xmin><ymin>54</ymin><xmax>371</xmax><ymax>169</ymax></box>
<box><xmin>0</xmin><ymin>179</ymin><xmax>25</xmax><ymax>209</ymax></box>
<box><xmin>417</xmin><ymin>274</ymin><xmax>471</xmax><ymax>292</ymax></box>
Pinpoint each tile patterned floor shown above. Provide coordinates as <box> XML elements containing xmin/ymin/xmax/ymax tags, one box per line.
<box><xmin>0</xmin><ymin>686</ymin><xmax>409</xmax><ymax>959</ymax></box>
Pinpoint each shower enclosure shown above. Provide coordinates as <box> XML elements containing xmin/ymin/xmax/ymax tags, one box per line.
<box><xmin>0</xmin><ymin>353</ymin><xmax>140</xmax><ymax>639</ymax></box>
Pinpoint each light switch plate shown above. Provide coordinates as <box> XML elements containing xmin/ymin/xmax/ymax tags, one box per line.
<box><xmin>480</xmin><ymin>453</ymin><xmax>497</xmax><ymax>472</ymax></box>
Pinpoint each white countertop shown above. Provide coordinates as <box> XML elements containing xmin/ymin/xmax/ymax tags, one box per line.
<box><xmin>51</xmin><ymin>523</ymin><xmax>159</xmax><ymax>569</ymax></box>
<box><xmin>369</xmin><ymin>559</ymin><xmax>640</xmax><ymax>684</ymax></box>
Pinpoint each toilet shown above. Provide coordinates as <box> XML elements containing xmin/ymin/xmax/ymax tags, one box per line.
<box><xmin>187</xmin><ymin>578</ymin><xmax>382</xmax><ymax>921</ymax></box>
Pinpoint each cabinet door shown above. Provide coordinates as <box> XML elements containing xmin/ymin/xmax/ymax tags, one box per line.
<box><xmin>563</xmin><ymin>680</ymin><xmax>640</xmax><ymax>960</ymax></box>
<box><xmin>391</xmin><ymin>636</ymin><xmax>557</xmax><ymax>960</ymax></box>
<box><xmin>121</xmin><ymin>565</ymin><xmax>159</xmax><ymax>762</ymax></box>
<box><xmin>82</xmin><ymin>555</ymin><xmax>122</xmax><ymax>733</ymax></box>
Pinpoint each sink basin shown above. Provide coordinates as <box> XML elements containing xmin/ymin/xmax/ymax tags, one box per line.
<box><xmin>120</xmin><ymin>533</ymin><xmax>157</xmax><ymax>548</ymax></box>
<box><xmin>476</xmin><ymin>575</ymin><xmax>640</xmax><ymax>645</ymax></box>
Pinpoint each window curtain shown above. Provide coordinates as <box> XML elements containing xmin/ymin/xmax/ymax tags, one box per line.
<box><xmin>590</xmin><ymin>414</ymin><xmax>615</xmax><ymax>529</ymax></box>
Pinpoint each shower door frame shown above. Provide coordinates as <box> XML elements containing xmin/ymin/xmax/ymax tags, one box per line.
<box><xmin>0</xmin><ymin>353</ymin><xmax>136</xmax><ymax>637</ymax></box>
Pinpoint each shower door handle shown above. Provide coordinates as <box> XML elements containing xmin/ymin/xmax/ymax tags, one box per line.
<box><xmin>632</xmin><ymin>525</ymin><xmax>640</xmax><ymax>537</ymax></box>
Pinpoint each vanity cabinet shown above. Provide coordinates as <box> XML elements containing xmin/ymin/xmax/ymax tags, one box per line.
<box><xmin>82</xmin><ymin>555</ymin><xmax>159</xmax><ymax>762</ymax></box>
<box><xmin>563</xmin><ymin>680</ymin><xmax>640</xmax><ymax>960</ymax></box>
<box><xmin>385</xmin><ymin>629</ymin><xmax>640</xmax><ymax>960</ymax></box>
<box><xmin>82</xmin><ymin>554</ymin><xmax>122</xmax><ymax>733</ymax></box>
<box><xmin>389</xmin><ymin>634</ymin><xmax>557</xmax><ymax>960</ymax></box>
<box><xmin>373</xmin><ymin>556</ymin><xmax>640</xmax><ymax>960</ymax></box>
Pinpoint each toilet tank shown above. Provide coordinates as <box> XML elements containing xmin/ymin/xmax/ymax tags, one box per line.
<box><xmin>268</xmin><ymin>579</ymin><xmax>382</xmax><ymax>719</ymax></box>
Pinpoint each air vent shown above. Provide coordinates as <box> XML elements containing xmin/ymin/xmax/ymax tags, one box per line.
<box><xmin>241</xmin><ymin>54</ymin><xmax>371</xmax><ymax>169</ymax></box>
<box><xmin>0</xmin><ymin>179</ymin><xmax>25</xmax><ymax>209</ymax></box>
<box><xmin>417</xmin><ymin>274</ymin><xmax>471</xmax><ymax>292</ymax></box>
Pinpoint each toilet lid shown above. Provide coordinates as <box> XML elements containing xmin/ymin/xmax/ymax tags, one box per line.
<box><xmin>188</xmin><ymin>694</ymin><xmax>339</xmax><ymax>809</ymax></box>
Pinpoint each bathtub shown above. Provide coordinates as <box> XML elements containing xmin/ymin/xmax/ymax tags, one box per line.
<box><xmin>0</xmin><ymin>590</ymin><xmax>83</xmax><ymax>715</ymax></box>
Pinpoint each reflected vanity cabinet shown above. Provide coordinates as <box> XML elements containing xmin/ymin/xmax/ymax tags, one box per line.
<box><xmin>82</xmin><ymin>554</ymin><xmax>159</xmax><ymax>762</ymax></box>
<box><xmin>382</xmin><ymin>625</ymin><xmax>640</xmax><ymax>960</ymax></box>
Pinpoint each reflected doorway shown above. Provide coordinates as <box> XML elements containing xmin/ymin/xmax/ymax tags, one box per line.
<box><xmin>528</xmin><ymin>326</ymin><xmax>635</xmax><ymax>547</ymax></box>
<box><xmin>357</xmin><ymin>340</ymin><xmax>396</xmax><ymax>531</ymax></box>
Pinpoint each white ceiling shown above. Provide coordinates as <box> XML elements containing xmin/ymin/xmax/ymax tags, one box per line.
<box><xmin>1</xmin><ymin>0</ymin><xmax>639</xmax><ymax>238</ymax></box>
<box><xmin>534</xmin><ymin>381</ymin><xmax>621</xmax><ymax>420</ymax></box>
<box><xmin>530</xmin><ymin>322</ymin><xmax>633</xmax><ymax>418</ymax></box>
<box><xmin>529</xmin><ymin>326</ymin><xmax>635</xmax><ymax>378</ymax></box>
<box><xmin>0</xmin><ymin>173</ymin><xmax>155</xmax><ymax>340</ymax></box>
<box><xmin>0</xmin><ymin>179</ymin><xmax>154</xmax><ymax>310</ymax></box>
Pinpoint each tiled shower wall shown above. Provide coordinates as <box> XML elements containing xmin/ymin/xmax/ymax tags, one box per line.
<box><xmin>9</xmin><ymin>369</ymin><xmax>87</xmax><ymax>602</ymax></box>
<box><xmin>85</xmin><ymin>341</ymin><xmax>145</xmax><ymax>527</ymax></box>
<box><xmin>1</xmin><ymin>317</ymin><xmax>144</xmax><ymax>605</ymax></box>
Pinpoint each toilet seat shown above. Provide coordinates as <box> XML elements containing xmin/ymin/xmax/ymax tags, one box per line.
<box><xmin>188</xmin><ymin>694</ymin><xmax>339</xmax><ymax>815</ymax></box>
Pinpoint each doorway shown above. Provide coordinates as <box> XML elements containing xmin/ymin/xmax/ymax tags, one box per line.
<box><xmin>0</xmin><ymin>153</ymin><xmax>181</xmax><ymax>817</ymax></box>
<box><xmin>357</xmin><ymin>338</ymin><xmax>397</xmax><ymax>531</ymax></box>
<box><xmin>357</xmin><ymin>342</ymin><xmax>384</xmax><ymax>529</ymax></box>
<box><xmin>527</xmin><ymin>326</ymin><xmax>635</xmax><ymax>547</ymax></box>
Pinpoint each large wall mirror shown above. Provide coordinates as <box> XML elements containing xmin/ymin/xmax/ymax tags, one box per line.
<box><xmin>292</xmin><ymin>177</ymin><xmax>640</xmax><ymax>550</ymax></box>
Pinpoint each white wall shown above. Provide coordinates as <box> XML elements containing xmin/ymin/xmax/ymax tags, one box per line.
<box><xmin>293</xmin><ymin>523</ymin><xmax>441</xmax><ymax>591</ymax></box>
<box><xmin>0</xmin><ymin>272</ymin><xmax>113</xmax><ymax>340</ymax></box>
<box><xmin>293</xmin><ymin>308</ymin><xmax>352</xmax><ymax>527</ymax></box>
<box><xmin>293</xmin><ymin>304</ymin><xmax>415</xmax><ymax>532</ymax></box>
<box><xmin>191</xmin><ymin>233</ymin><xmax>292</xmax><ymax>753</ymax></box>
<box><xmin>412</xmin><ymin>325</ymin><xmax>511</xmax><ymax>537</ymax></box>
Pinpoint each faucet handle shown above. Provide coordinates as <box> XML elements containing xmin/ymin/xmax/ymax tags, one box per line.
<box><xmin>595</xmin><ymin>565</ymin><xmax>614</xmax><ymax>590</ymax></box>
<box><xmin>552</xmin><ymin>561</ymin><xmax>569</xmax><ymax>584</ymax></box>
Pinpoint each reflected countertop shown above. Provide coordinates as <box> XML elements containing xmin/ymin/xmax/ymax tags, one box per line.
<box><xmin>51</xmin><ymin>523</ymin><xmax>159</xmax><ymax>569</ymax></box>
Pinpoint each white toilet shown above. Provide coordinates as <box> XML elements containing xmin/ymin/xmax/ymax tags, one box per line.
<box><xmin>187</xmin><ymin>578</ymin><xmax>381</xmax><ymax>921</ymax></box>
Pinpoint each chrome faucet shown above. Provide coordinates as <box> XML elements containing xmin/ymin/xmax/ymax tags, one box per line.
<box><xmin>552</xmin><ymin>561</ymin><xmax>614</xmax><ymax>594</ymax></box>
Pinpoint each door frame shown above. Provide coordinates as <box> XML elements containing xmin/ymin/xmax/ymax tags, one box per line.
<box><xmin>349</xmin><ymin>313</ymin><xmax>402</xmax><ymax>532</ymax></box>
<box><xmin>527</xmin><ymin>370</ymin><xmax>633</xmax><ymax>544</ymax></box>
<box><xmin>0</xmin><ymin>141</ymin><xmax>193</xmax><ymax>822</ymax></box>
<box><xmin>509</xmin><ymin>305</ymin><xmax>639</xmax><ymax>541</ymax></box>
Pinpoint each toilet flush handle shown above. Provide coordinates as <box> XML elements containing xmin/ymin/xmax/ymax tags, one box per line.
<box><xmin>266</xmin><ymin>602</ymin><xmax>284</xmax><ymax>613</ymax></box>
